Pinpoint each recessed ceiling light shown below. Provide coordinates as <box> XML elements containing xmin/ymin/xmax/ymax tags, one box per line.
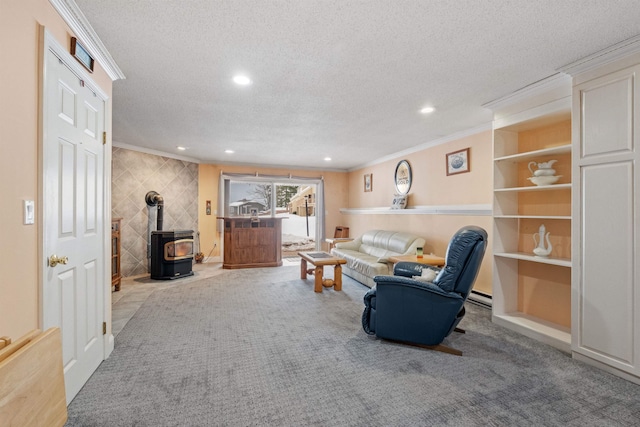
<box><xmin>225</xmin><ymin>149</ymin><xmax>234</xmax><ymax>154</ymax></box>
<box><xmin>324</xmin><ymin>157</ymin><xmax>332</xmax><ymax>161</ymax></box>
<box><xmin>420</xmin><ymin>106</ymin><xmax>435</xmax><ymax>114</ymax></box>
<box><xmin>233</xmin><ymin>75</ymin><xmax>252</xmax><ymax>86</ymax></box>
<box><xmin>176</xmin><ymin>146</ymin><xmax>187</xmax><ymax>151</ymax></box>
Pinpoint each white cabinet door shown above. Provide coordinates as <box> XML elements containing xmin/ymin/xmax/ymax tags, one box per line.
<box><xmin>572</xmin><ymin>64</ymin><xmax>640</xmax><ymax>378</ymax></box>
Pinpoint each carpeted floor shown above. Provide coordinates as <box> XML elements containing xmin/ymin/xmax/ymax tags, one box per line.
<box><xmin>66</xmin><ymin>266</ymin><xmax>640</xmax><ymax>426</ymax></box>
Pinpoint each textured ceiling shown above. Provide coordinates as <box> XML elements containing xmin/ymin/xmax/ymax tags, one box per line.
<box><xmin>74</xmin><ymin>0</ymin><xmax>640</xmax><ymax>170</ymax></box>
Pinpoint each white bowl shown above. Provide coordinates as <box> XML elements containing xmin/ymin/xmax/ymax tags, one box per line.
<box><xmin>528</xmin><ymin>175</ymin><xmax>561</xmax><ymax>186</ymax></box>
<box><xmin>533</xmin><ymin>168</ymin><xmax>556</xmax><ymax>176</ymax></box>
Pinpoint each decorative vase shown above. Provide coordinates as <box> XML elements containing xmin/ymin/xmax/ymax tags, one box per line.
<box><xmin>532</xmin><ymin>224</ymin><xmax>552</xmax><ymax>257</ymax></box>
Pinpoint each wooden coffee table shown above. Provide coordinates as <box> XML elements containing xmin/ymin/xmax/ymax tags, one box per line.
<box><xmin>298</xmin><ymin>252</ymin><xmax>347</xmax><ymax>293</ymax></box>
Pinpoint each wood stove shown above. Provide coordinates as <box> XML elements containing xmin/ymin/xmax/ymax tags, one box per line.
<box><xmin>150</xmin><ymin>230</ymin><xmax>195</xmax><ymax>280</ymax></box>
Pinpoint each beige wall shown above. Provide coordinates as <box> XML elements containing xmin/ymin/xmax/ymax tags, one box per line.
<box><xmin>197</xmin><ymin>164</ymin><xmax>349</xmax><ymax>259</ymax></box>
<box><xmin>344</xmin><ymin>131</ymin><xmax>494</xmax><ymax>295</ymax></box>
<box><xmin>0</xmin><ymin>1</ymin><xmax>493</xmax><ymax>341</ymax></box>
<box><xmin>0</xmin><ymin>0</ymin><xmax>113</xmax><ymax>339</ymax></box>
<box><xmin>198</xmin><ymin>165</ymin><xmax>220</xmax><ymax>259</ymax></box>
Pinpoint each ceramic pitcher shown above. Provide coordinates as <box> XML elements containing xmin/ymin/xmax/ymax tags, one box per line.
<box><xmin>528</xmin><ymin>159</ymin><xmax>557</xmax><ymax>177</ymax></box>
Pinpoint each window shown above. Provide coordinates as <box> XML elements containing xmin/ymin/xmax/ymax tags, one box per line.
<box><xmin>219</xmin><ymin>174</ymin><xmax>325</xmax><ymax>252</ymax></box>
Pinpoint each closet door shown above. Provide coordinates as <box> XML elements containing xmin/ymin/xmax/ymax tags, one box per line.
<box><xmin>572</xmin><ymin>64</ymin><xmax>640</xmax><ymax>378</ymax></box>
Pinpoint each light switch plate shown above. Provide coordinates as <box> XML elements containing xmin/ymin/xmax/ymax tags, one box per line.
<box><xmin>24</xmin><ymin>200</ymin><xmax>35</xmax><ymax>225</ymax></box>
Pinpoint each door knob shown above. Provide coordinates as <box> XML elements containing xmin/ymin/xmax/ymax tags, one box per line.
<box><xmin>49</xmin><ymin>254</ymin><xmax>69</xmax><ymax>267</ymax></box>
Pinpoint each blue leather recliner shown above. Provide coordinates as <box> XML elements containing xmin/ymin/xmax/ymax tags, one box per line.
<box><xmin>362</xmin><ymin>226</ymin><xmax>487</xmax><ymax>355</ymax></box>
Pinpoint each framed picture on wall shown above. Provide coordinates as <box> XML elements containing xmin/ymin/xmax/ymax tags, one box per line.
<box><xmin>364</xmin><ymin>173</ymin><xmax>373</xmax><ymax>192</ymax></box>
<box><xmin>446</xmin><ymin>148</ymin><xmax>470</xmax><ymax>175</ymax></box>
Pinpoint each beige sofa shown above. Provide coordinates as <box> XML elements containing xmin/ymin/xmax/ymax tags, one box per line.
<box><xmin>330</xmin><ymin>230</ymin><xmax>425</xmax><ymax>288</ymax></box>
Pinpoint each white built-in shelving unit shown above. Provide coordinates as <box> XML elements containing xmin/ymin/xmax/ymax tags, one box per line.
<box><xmin>490</xmin><ymin>91</ymin><xmax>573</xmax><ymax>353</ymax></box>
<box><xmin>487</xmin><ymin>36</ymin><xmax>640</xmax><ymax>383</ymax></box>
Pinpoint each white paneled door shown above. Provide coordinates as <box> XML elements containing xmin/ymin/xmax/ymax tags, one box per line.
<box><xmin>42</xmin><ymin>40</ymin><xmax>106</xmax><ymax>403</ymax></box>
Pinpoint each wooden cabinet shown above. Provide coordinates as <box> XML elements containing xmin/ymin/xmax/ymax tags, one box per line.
<box><xmin>111</xmin><ymin>218</ymin><xmax>121</xmax><ymax>291</ymax></box>
<box><xmin>218</xmin><ymin>217</ymin><xmax>283</xmax><ymax>269</ymax></box>
<box><xmin>491</xmin><ymin>97</ymin><xmax>573</xmax><ymax>352</ymax></box>
<box><xmin>571</xmin><ymin>62</ymin><xmax>640</xmax><ymax>382</ymax></box>
<box><xmin>0</xmin><ymin>328</ymin><xmax>67</xmax><ymax>426</ymax></box>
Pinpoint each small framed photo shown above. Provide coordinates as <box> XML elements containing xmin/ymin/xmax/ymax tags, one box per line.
<box><xmin>391</xmin><ymin>194</ymin><xmax>407</xmax><ymax>209</ymax></box>
<box><xmin>446</xmin><ymin>148</ymin><xmax>470</xmax><ymax>175</ymax></box>
<box><xmin>364</xmin><ymin>173</ymin><xmax>373</xmax><ymax>192</ymax></box>
<box><xmin>70</xmin><ymin>37</ymin><xmax>94</xmax><ymax>73</ymax></box>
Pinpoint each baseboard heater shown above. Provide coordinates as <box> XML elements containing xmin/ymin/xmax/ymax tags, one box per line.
<box><xmin>468</xmin><ymin>290</ymin><xmax>492</xmax><ymax>308</ymax></box>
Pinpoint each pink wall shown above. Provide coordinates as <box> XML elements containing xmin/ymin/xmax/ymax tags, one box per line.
<box><xmin>0</xmin><ymin>0</ymin><xmax>113</xmax><ymax>339</ymax></box>
<box><xmin>344</xmin><ymin>130</ymin><xmax>494</xmax><ymax>295</ymax></box>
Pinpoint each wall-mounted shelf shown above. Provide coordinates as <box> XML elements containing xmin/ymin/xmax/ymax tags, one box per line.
<box><xmin>340</xmin><ymin>204</ymin><xmax>492</xmax><ymax>216</ymax></box>
<box><xmin>495</xmin><ymin>215</ymin><xmax>571</xmax><ymax>220</ymax></box>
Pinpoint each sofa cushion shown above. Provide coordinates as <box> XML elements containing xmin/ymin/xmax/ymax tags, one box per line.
<box><xmin>360</xmin><ymin>230</ymin><xmax>421</xmax><ymax>255</ymax></box>
<box><xmin>334</xmin><ymin>249</ymin><xmax>392</xmax><ymax>278</ymax></box>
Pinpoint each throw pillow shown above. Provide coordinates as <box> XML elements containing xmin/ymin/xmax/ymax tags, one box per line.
<box><xmin>412</xmin><ymin>268</ymin><xmax>437</xmax><ymax>282</ymax></box>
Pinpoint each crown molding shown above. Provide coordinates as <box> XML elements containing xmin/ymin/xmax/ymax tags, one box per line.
<box><xmin>112</xmin><ymin>141</ymin><xmax>201</xmax><ymax>163</ymax></box>
<box><xmin>482</xmin><ymin>73</ymin><xmax>571</xmax><ymax>113</ymax></box>
<box><xmin>43</xmin><ymin>29</ymin><xmax>109</xmax><ymax>101</ymax></box>
<box><xmin>558</xmin><ymin>34</ymin><xmax>640</xmax><ymax>76</ymax></box>
<box><xmin>113</xmin><ymin>140</ymin><xmax>352</xmax><ymax>172</ymax></box>
<box><xmin>215</xmin><ymin>159</ymin><xmax>348</xmax><ymax>173</ymax></box>
<box><xmin>348</xmin><ymin>123</ymin><xmax>492</xmax><ymax>172</ymax></box>
<box><xmin>49</xmin><ymin>0</ymin><xmax>125</xmax><ymax>81</ymax></box>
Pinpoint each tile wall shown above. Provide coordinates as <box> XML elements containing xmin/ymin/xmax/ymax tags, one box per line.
<box><xmin>112</xmin><ymin>147</ymin><xmax>199</xmax><ymax>278</ymax></box>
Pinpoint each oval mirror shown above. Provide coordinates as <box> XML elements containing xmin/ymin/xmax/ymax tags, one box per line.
<box><xmin>394</xmin><ymin>160</ymin><xmax>412</xmax><ymax>195</ymax></box>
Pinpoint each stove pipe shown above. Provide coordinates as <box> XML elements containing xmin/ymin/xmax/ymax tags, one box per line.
<box><xmin>145</xmin><ymin>191</ymin><xmax>164</xmax><ymax>231</ymax></box>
